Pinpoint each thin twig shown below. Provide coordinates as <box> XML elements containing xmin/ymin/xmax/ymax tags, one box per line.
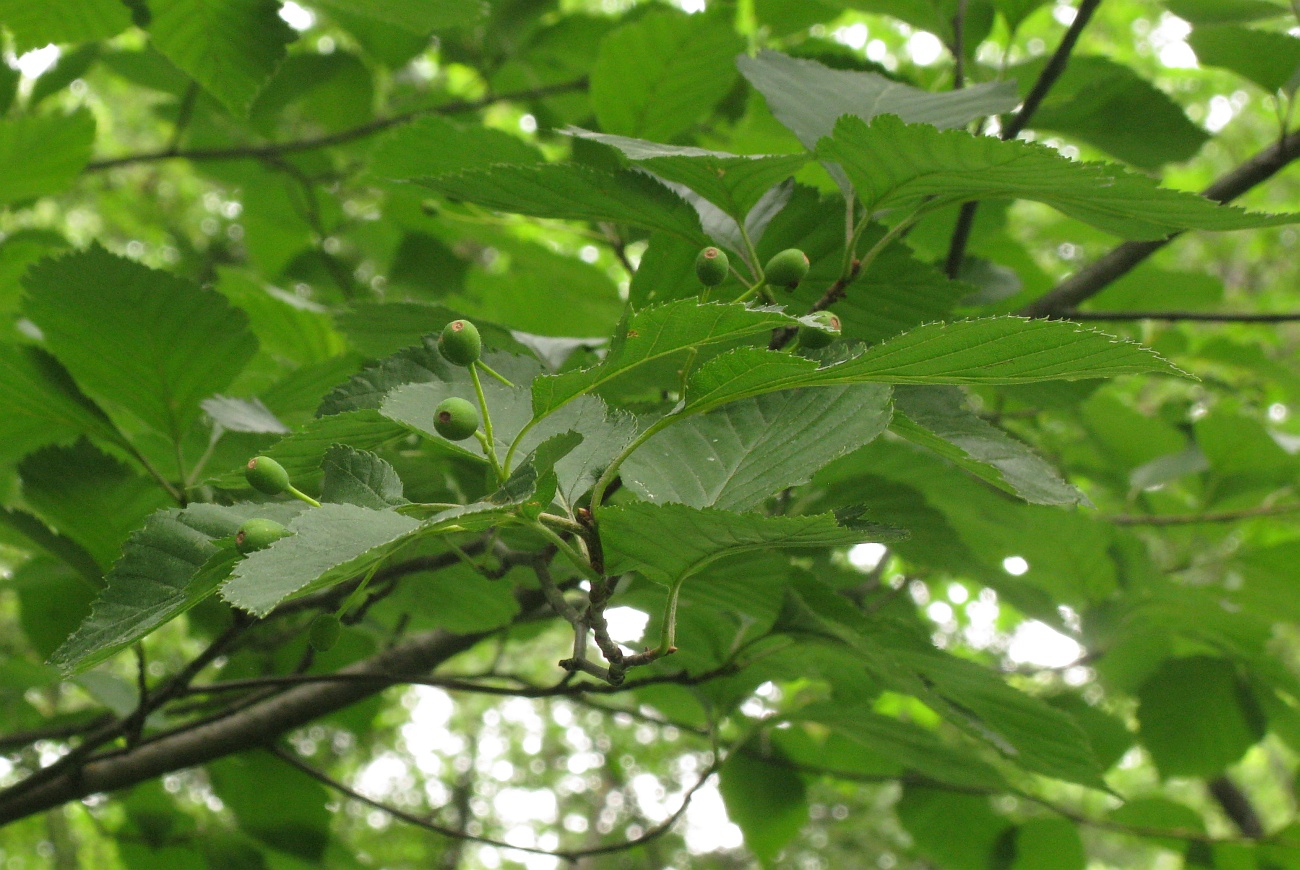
<box><xmin>269</xmin><ymin>744</ymin><xmax>720</xmax><ymax>862</ymax></box>
<box><xmin>85</xmin><ymin>80</ymin><xmax>587</xmax><ymax>171</ymax></box>
<box><xmin>1110</xmin><ymin>503</ymin><xmax>1300</xmax><ymax>525</ymax></box>
<box><xmin>946</xmin><ymin>0</ymin><xmax>1105</xmax><ymax>277</ymax></box>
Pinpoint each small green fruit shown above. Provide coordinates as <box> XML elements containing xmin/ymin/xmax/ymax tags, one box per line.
<box><xmin>765</xmin><ymin>248</ymin><xmax>810</xmax><ymax>288</ymax></box>
<box><xmin>439</xmin><ymin>319</ymin><xmax>482</xmax><ymax>366</ymax></box>
<box><xmin>245</xmin><ymin>456</ymin><xmax>290</xmax><ymax>495</ymax></box>
<box><xmin>798</xmin><ymin>311</ymin><xmax>841</xmax><ymax>349</ymax></box>
<box><xmin>308</xmin><ymin>614</ymin><xmax>341</xmax><ymax>652</ymax></box>
<box><xmin>694</xmin><ymin>246</ymin><xmax>729</xmax><ymax>286</ymax></box>
<box><xmin>235</xmin><ymin>518</ymin><xmax>290</xmax><ymax>554</ymax></box>
<box><xmin>434</xmin><ymin>397</ymin><xmax>479</xmax><ymax>441</ymax></box>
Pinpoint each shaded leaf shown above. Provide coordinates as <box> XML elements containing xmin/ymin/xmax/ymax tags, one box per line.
<box><xmin>320</xmin><ymin>445</ymin><xmax>406</xmax><ymax>509</ymax></box>
<box><xmin>0</xmin><ymin>111</ymin><xmax>95</xmax><ymax>206</ymax></box>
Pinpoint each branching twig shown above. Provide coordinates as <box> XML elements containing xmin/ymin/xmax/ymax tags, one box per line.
<box><xmin>945</xmin><ymin>0</ymin><xmax>1105</xmax><ymax>277</ymax></box>
<box><xmin>85</xmin><ymin>80</ymin><xmax>587</xmax><ymax>171</ymax></box>
<box><xmin>269</xmin><ymin>744</ymin><xmax>720</xmax><ymax>862</ymax></box>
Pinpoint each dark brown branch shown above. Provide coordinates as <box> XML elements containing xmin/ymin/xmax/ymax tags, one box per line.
<box><xmin>1208</xmin><ymin>775</ymin><xmax>1266</xmax><ymax>839</ymax></box>
<box><xmin>0</xmin><ymin>609</ymin><xmax>528</xmax><ymax>825</ymax></box>
<box><xmin>945</xmin><ymin>0</ymin><xmax>1105</xmax><ymax>277</ymax></box>
<box><xmin>84</xmin><ymin>80</ymin><xmax>587</xmax><ymax>171</ymax></box>
<box><xmin>1022</xmin><ymin>126</ymin><xmax>1300</xmax><ymax>318</ymax></box>
<box><xmin>1065</xmin><ymin>309</ymin><xmax>1300</xmax><ymax>323</ymax></box>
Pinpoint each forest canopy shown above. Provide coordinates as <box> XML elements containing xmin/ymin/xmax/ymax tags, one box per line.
<box><xmin>1</xmin><ymin>0</ymin><xmax>1300</xmax><ymax>868</ymax></box>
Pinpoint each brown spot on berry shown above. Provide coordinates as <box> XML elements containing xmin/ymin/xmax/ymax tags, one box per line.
<box><xmin>236</xmin><ymin>531</ymin><xmax>247</xmax><ymax>546</ymax></box>
<box><xmin>438</xmin><ymin>411</ymin><xmax>452</xmax><ymax>423</ymax></box>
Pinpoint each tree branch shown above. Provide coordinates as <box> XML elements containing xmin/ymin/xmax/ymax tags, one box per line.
<box><xmin>1022</xmin><ymin>126</ymin><xmax>1300</xmax><ymax>318</ymax></box>
<box><xmin>1208</xmin><ymin>775</ymin><xmax>1266</xmax><ymax>839</ymax></box>
<box><xmin>84</xmin><ymin>80</ymin><xmax>587</xmax><ymax>171</ymax></box>
<box><xmin>0</xmin><ymin>594</ymin><xmax>549</xmax><ymax>825</ymax></box>
<box><xmin>945</xmin><ymin>0</ymin><xmax>1104</xmax><ymax>277</ymax></box>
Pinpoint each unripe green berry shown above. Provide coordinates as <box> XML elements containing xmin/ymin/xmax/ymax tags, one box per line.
<box><xmin>434</xmin><ymin>397</ymin><xmax>479</xmax><ymax>441</ymax></box>
<box><xmin>694</xmin><ymin>246</ymin><xmax>729</xmax><ymax>286</ymax></box>
<box><xmin>309</xmin><ymin>614</ymin><xmax>341</xmax><ymax>652</ymax></box>
<box><xmin>765</xmin><ymin>248</ymin><xmax>810</xmax><ymax>289</ymax></box>
<box><xmin>798</xmin><ymin>311</ymin><xmax>841</xmax><ymax>349</ymax></box>
<box><xmin>235</xmin><ymin>518</ymin><xmax>290</xmax><ymax>555</ymax></box>
<box><xmin>439</xmin><ymin>319</ymin><xmax>482</xmax><ymax>366</ymax></box>
<box><xmin>245</xmin><ymin>456</ymin><xmax>290</xmax><ymax>495</ymax></box>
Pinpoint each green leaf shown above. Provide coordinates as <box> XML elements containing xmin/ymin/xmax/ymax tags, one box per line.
<box><xmin>565</xmin><ymin>127</ymin><xmax>809</xmax><ymax>225</ymax></box>
<box><xmin>684</xmin><ymin>318</ymin><xmax>1184</xmax><ymax>415</ymax></box>
<box><xmin>369</xmin><ymin>116</ymin><xmax>543</xmax><ymax>180</ymax></box>
<box><xmin>1012</xmin><ymin>819</ymin><xmax>1086</xmax><ymax>870</ymax></box>
<box><xmin>891</xmin><ymin>386</ymin><xmax>1087</xmax><ymax>506</ymax></box>
<box><xmin>819</xmin><ymin>114</ymin><xmax>1298</xmax><ymax>239</ymax></box>
<box><xmin>207</xmin><ymin>750</ymin><xmax>331</xmax><ymax>861</ymax></box>
<box><xmin>418</xmin><ymin>164</ymin><xmax>705</xmax><ymax>243</ymax></box>
<box><xmin>516</xmin><ymin>395</ymin><xmax>637</xmax><ymax>507</ymax></box>
<box><xmin>738</xmin><ymin>49</ymin><xmax>1019</xmax><ymax>149</ymax></box>
<box><xmin>531</xmin><ymin>301</ymin><xmax>798</xmax><ymax>418</ymax></box>
<box><xmin>601</xmin><ymin>503</ymin><xmax>905</xmax><ymax>585</ymax></box>
<box><xmin>1015</xmin><ymin>56</ymin><xmax>1208</xmax><ymax>169</ymax></box>
<box><xmin>1188</xmin><ymin>25</ymin><xmax>1300</xmax><ymax>94</ymax></box>
<box><xmin>590</xmin><ymin>9</ymin><xmax>744</xmax><ymax>143</ymax></box>
<box><xmin>0</xmin><ymin>110</ymin><xmax>96</xmax><ymax>206</ymax></box>
<box><xmin>1137</xmin><ymin>656</ymin><xmax>1266</xmax><ymax>778</ymax></box>
<box><xmin>320</xmin><ymin>445</ymin><xmax>406</xmax><ymax>509</ymax></box>
<box><xmin>221</xmin><ymin>503</ymin><xmax>422</xmax><ymax>617</ymax></box>
<box><xmin>146</xmin><ymin>0</ymin><xmax>295</xmax><ymax>116</ymax></box>
<box><xmin>791</xmin><ymin>701</ymin><xmax>1007</xmax><ymax>789</ymax></box>
<box><xmin>897</xmin><ymin>786</ymin><xmax>1014</xmax><ymax>870</ymax></box>
<box><xmin>718</xmin><ymin>745</ymin><xmax>808</xmax><ymax>866</ymax></box>
<box><xmin>24</xmin><ymin>245</ymin><xmax>258</xmax><ymax>443</ymax></box>
<box><xmin>48</xmin><ymin>503</ymin><xmax>302</xmax><ymax>675</ymax></box>
<box><xmin>1107</xmin><ymin>797</ymin><xmax>1205</xmax><ymax>850</ymax></box>
<box><xmin>995</xmin><ymin>0</ymin><xmax>1053</xmax><ymax>31</ymax></box>
<box><xmin>1166</xmin><ymin>0</ymin><xmax>1289</xmax><ymax>25</ymax></box>
<box><xmin>899</xmin><ymin>649</ymin><xmax>1108</xmax><ymax>787</ymax></box>
<box><xmin>212</xmin><ymin>410</ymin><xmax>408</xmax><ymax>491</ymax></box>
<box><xmin>623</xmin><ymin>384</ymin><xmax>892</xmax><ymax>511</ymax></box>
<box><xmin>0</xmin><ymin>508</ymin><xmax>103</xmax><ymax>585</ymax></box>
<box><xmin>381</xmin><ymin>367</ymin><xmax>533</xmax><ymax>462</ymax></box>
<box><xmin>0</xmin><ymin>0</ymin><xmax>132</xmax><ymax>50</ymax></box>
<box><xmin>19</xmin><ymin>440</ymin><xmax>172</xmax><ymax>568</ymax></box>
<box><xmin>0</xmin><ymin>344</ymin><xmax>125</xmax><ymax>464</ymax></box>
<box><xmin>308</xmin><ymin>0</ymin><xmax>485</xmax><ymax>32</ymax></box>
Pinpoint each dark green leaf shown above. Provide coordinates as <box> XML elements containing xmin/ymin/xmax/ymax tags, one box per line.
<box><xmin>623</xmin><ymin>384</ymin><xmax>892</xmax><ymax>511</ymax></box>
<box><xmin>1188</xmin><ymin>25</ymin><xmax>1300</xmax><ymax>94</ymax></box>
<box><xmin>24</xmin><ymin>245</ymin><xmax>259</xmax><ymax>443</ymax></box>
<box><xmin>719</xmin><ymin>745</ymin><xmax>808</xmax><ymax>866</ymax></box>
<box><xmin>820</xmin><ymin>114</ymin><xmax>1298</xmax><ymax>239</ymax></box>
<box><xmin>0</xmin><ymin>0</ymin><xmax>132</xmax><ymax>50</ymax></box>
<box><xmin>892</xmin><ymin>385</ymin><xmax>1087</xmax><ymax>506</ymax></box>
<box><xmin>320</xmin><ymin>445</ymin><xmax>406</xmax><ymax>509</ymax></box>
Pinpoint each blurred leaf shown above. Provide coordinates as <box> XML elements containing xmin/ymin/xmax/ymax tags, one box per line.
<box><xmin>0</xmin><ymin>0</ymin><xmax>131</xmax><ymax>50</ymax></box>
<box><xmin>1137</xmin><ymin>657</ymin><xmax>1266</xmax><ymax>778</ymax></box>
<box><xmin>0</xmin><ymin>110</ymin><xmax>95</xmax><ymax>206</ymax></box>
<box><xmin>208</xmin><ymin>750</ymin><xmax>331</xmax><ymax>861</ymax></box>
<box><xmin>1189</xmin><ymin>25</ymin><xmax>1300</xmax><ymax>93</ymax></box>
<box><xmin>719</xmin><ymin>745</ymin><xmax>808</xmax><ymax>866</ymax></box>
<box><xmin>590</xmin><ymin>9</ymin><xmax>744</xmax><ymax>143</ymax></box>
<box><xmin>147</xmin><ymin>0</ymin><xmax>295</xmax><ymax>116</ymax></box>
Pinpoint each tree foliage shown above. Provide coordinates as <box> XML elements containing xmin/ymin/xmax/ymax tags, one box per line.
<box><xmin>1</xmin><ymin>0</ymin><xmax>1300</xmax><ymax>867</ymax></box>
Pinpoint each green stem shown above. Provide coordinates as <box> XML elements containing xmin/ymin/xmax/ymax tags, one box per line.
<box><xmin>469</xmin><ymin>364</ymin><xmax>505</xmax><ymax>483</ymax></box>
<box><xmin>526</xmin><ymin>520</ymin><xmax>602</xmax><ymax>584</ymax></box>
<box><xmin>476</xmin><ymin>360</ymin><xmax>515</xmax><ymax>388</ymax></box>
<box><xmin>337</xmin><ymin>553</ymin><xmax>386</xmax><ymax>616</ymax></box>
<box><xmin>655</xmin><ymin>574</ymin><xmax>689</xmax><ymax>656</ymax></box>
<box><xmin>589</xmin><ymin>414</ymin><xmax>678</xmax><ymax>512</ymax></box>
<box><xmin>286</xmin><ymin>485</ymin><xmax>322</xmax><ymax>508</ymax></box>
